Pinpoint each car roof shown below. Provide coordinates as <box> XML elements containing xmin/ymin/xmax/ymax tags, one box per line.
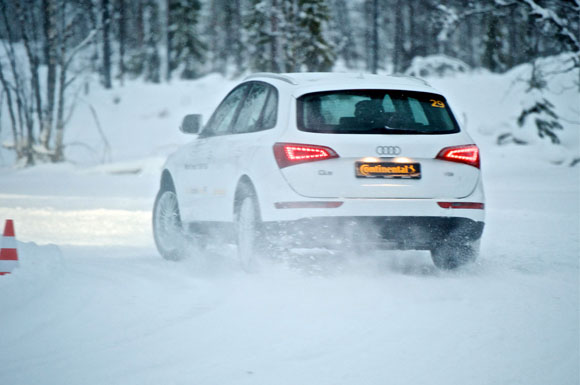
<box><xmin>244</xmin><ymin>72</ymin><xmax>437</xmax><ymax>95</ymax></box>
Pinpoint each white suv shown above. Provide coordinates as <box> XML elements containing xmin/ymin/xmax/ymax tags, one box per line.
<box><xmin>153</xmin><ymin>73</ymin><xmax>485</xmax><ymax>269</ymax></box>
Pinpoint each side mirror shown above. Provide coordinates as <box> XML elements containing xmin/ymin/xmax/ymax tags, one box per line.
<box><xmin>180</xmin><ymin>114</ymin><xmax>203</xmax><ymax>134</ymax></box>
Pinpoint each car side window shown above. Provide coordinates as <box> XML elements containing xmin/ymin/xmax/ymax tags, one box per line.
<box><xmin>261</xmin><ymin>86</ymin><xmax>278</xmax><ymax>130</ymax></box>
<box><xmin>202</xmin><ymin>84</ymin><xmax>249</xmax><ymax>137</ymax></box>
<box><xmin>233</xmin><ymin>83</ymin><xmax>278</xmax><ymax>134</ymax></box>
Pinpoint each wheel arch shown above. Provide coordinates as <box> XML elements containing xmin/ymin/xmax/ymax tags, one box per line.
<box><xmin>157</xmin><ymin>169</ymin><xmax>184</xmax><ymax>219</ymax></box>
<box><xmin>233</xmin><ymin>175</ymin><xmax>259</xmax><ymax>216</ymax></box>
<box><xmin>160</xmin><ymin>169</ymin><xmax>176</xmax><ymax>192</ymax></box>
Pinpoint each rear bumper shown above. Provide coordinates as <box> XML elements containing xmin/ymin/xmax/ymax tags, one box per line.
<box><xmin>257</xmin><ymin>173</ymin><xmax>486</xmax><ymax>223</ymax></box>
<box><xmin>262</xmin><ymin>216</ymin><xmax>484</xmax><ymax>250</ymax></box>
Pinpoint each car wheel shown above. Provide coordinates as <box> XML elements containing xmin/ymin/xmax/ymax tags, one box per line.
<box><xmin>153</xmin><ymin>186</ymin><xmax>188</xmax><ymax>260</ymax></box>
<box><xmin>236</xmin><ymin>195</ymin><xmax>262</xmax><ymax>271</ymax></box>
<box><xmin>430</xmin><ymin>241</ymin><xmax>479</xmax><ymax>270</ymax></box>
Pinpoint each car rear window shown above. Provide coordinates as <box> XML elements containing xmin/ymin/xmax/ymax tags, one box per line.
<box><xmin>297</xmin><ymin>90</ymin><xmax>460</xmax><ymax>134</ymax></box>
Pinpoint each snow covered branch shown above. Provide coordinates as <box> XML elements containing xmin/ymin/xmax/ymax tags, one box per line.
<box><xmin>505</xmin><ymin>0</ymin><xmax>580</xmax><ymax>52</ymax></box>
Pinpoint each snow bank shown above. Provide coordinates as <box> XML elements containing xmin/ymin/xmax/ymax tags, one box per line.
<box><xmin>404</xmin><ymin>54</ymin><xmax>472</xmax><ymax>77</ymax></box>
<box><xmin>62</xmin><ymin>73</ymin><xmax>236</xmax><ymax>166</ymax></box>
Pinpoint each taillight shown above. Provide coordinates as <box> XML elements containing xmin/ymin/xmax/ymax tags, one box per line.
<box><xmin>436</xmin><ymin>145</ymin><xmax>480</xmax><ymax>168</ymax></box>
<box><xmin>438</xmin><ymin>202</ymin><xmax>485</xmax><ymax>210</ymax></box>
<box><xmin>273</xmin><ymin>143</ymin><xmax>339</xmax><ymax>169</ymax></box>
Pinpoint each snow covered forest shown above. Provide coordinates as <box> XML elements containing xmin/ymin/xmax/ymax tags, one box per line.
<box><xmin>0</xmin><ymin>0</ymin><xmax>578</xmax><ymax>166</ymax></box>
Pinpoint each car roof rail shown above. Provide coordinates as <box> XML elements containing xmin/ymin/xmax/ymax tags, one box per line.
<box><xmin>244</xmin><ymin>72</ymin><xmax>298</xmax><ymax>85</ymax></box>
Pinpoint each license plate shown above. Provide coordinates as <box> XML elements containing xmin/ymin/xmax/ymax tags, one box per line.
<box><xmin>355</xmin><ymin>161</ymin><xmax>421</xmax><ymax>179</ymax></box>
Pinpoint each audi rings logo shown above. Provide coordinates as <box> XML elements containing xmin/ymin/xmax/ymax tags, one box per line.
<box><xmin>376</xmin><ymin>146</ymin><xmax>402</xmax><ymax>156</ymax></box>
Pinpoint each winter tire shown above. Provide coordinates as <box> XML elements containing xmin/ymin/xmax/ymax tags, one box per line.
<box><xmin>236</xmin><ymin>195</ymin><xmax>262</xmax><ymax>271</ymax></box>
<box><xmin>153</xmin><ymin>187</ymin><xmax>188</xmax><ymax>260</ymax></box>
<box><xmin>430</xmin><ymin>241</ymin><xmax>479</xmax><ymax>270</ymax></box>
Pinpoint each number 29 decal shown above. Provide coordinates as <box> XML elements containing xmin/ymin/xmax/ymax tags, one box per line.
<box><xmin>430</xmin><ymin>99</ymin><xmax>445</xmax><ymax>108</ymax></box>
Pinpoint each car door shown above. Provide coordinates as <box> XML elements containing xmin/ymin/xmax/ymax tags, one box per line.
<box><xmin>209</xmin><ymin>82</ymin><xmax>278</xmax><ymax>221</ymax></box>
<box><xmin>179</xmin><ymin>83</ymin><xmax>250</xmax><ymax>222</ymax></box>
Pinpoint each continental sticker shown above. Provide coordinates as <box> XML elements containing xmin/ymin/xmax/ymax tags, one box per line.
<box><xmin>356</xmin><ymin>162</ymin><xmax>421</xmax><ymax>179</ymax></box>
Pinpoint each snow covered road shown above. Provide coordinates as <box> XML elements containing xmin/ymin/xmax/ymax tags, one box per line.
<box><xmin>0</xmin><ymin>153</ymin><xmax>578</xmax><ymax>385</ymax></box>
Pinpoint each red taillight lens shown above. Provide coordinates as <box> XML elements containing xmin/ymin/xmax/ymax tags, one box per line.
<box><xmin>436</xmin><ymin>145</ymin><xmax>480</xmax><ymax>168</ymax></box>
<box><xmin>437</xmin><ymin>202</ymin><xmax>485</xmax><ymax>210</ymax></box>
<box><xmin>273</xmin><ymin>143</ymin><xmax>339</xmax><ymax>168</ymax></box>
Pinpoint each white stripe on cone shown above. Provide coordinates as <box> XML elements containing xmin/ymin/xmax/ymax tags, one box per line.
<box><xmin>1</xmin><ymin>235</ymin><xmax>16</xmax><ymax>249</ymax></box>
<box><xmin>0</xmin><ymin>260</ymin><xmax>18</xmax><ymax>273</ymax></box>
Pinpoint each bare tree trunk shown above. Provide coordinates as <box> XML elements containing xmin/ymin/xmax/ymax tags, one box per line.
<box><xmin>465</xmin><ymin>9</ymin><xmax>475</xmax><ymax>66</ymax></box>
<box><xmin>407</xmin><ymin>1</ymin><xmax>415</xmax><ymax>61</ymax></box>
<box><xmin>165</xmin><ymin>0</ymin><xmax>171</xmax><ymax>81</ymax></box>
<box><xmin>136</xmin><ymin>0</ymin><xmax>145</xmax><ymax>48</ymax></box>
<box><xmin>224</xmin><ymin>0</ymin><xmax>233</xmax><ymax>71</ymax></box>
<box><xmin>53</xmin><ymin>1</ymin><xmax>98</xmax><ymax>162</ymax></box>
<box><xmin>507</xmin><ymin>5</ymin><xmax>518</xmax><ymax>68</ymax></box>
<box><xmin>0</xmin><ymin>0</ymin><xmax>34</xmax><ymax>165</ymax></box>
<box><xmin>281</xmin><ymin>0</ymin><xmax>296</xmax><ymax>72</ymax></box>
<box><xmin>271</xmin><ymin>0</ymin><xmax>280</xmax><ymax>72</ymax></box>
<box><xmin>333</xmin><ymin>0</ymin><xmax>356</xmax><ymax>68</ymax></box>
<box><xmin>54</xmin><ymin>76</ymin><xmax>66</xmax><ymax>162</ymax></box>
<box><xmin>370</xmin><ymin>0</ymin><xmax>379</xmax><ymax>74</ymax></box>
<box><xmin>232</xmin><ymin>0</ymin><xmax>243</xmax><ymax>73</ymax></box>
<box><xmin>117</xmin><ymin>0</ymin><xmax>127</xmax><ymax>85</ymax></box>
<box><xmin>54</xmin><ymin>0</ymin><xmax>69</xmax><ymax>162</ymax></box>
<box><xmin>0</xmin><ymin>58</ymin><xmax>20</xmax><ymax>159</ymax></box>
<box><xmin>85</xmin><ymin>0</ymin><xmax>100</xmax><ymax>73</ymax></box>
<box><xmin>15</xmin><ymin>2</ymin><xmax>44</xmax><ymax>134</ymax></box>
<box><xmin>393</xmin><ymin>0</ymin><xmax>404</xmax><ymax>73</ymax></box>
<box><xmin>41</xmin><ymin>0</ymin><xmax>57</xmax><ymax>151</ymax></box>
<box><xmin>102</xmin><ymin>0</ymin><xmax>113</xmax><ymax>89</ymax></box>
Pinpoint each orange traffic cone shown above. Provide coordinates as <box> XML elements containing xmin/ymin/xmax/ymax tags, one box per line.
<box><xmin>0</xmin><ymin>220</ymin><xmax>19</xmax><ymax>275</ymax></box>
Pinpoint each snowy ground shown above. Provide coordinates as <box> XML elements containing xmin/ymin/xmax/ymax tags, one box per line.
<box><xmin>0</xmin><ymin>64</ymin><xmax>579</xmax><ymax>384</ymax></box>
